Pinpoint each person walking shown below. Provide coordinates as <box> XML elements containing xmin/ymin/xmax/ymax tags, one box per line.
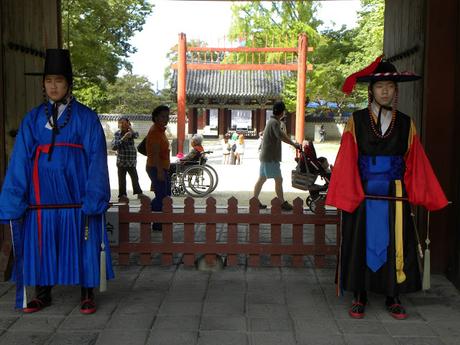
<box><xmin>252</xmin><ymin>101</ymin><xmax>300</xmax><ymax>210</ymax></box>
<box><xmin>111</xmin><ymin>117</ymin><xmax>143</xmax><ymax>199</ymax></box>
<box><xmin>0</xmin><ymin>49</ymin><xmax>114</xmax><ymax>314</ymax></box>
<box><xmin>145</xmin><ymin>105</ymin><xmax>171</xmax><ymax>231</ymax></box>
<box><xmin>235</xmin><ymin>133</ymin><xmax>245</xmax><ymax>165</ymax></box>
<box><xmin>222</xmin><ymin>133</ymin><xmax>231</xmax><ymax>164</ymax></box>
<box><xmin>326</xmin><ymin>56</ymin><xmax>448</xmax><ymax>319</ymax></box>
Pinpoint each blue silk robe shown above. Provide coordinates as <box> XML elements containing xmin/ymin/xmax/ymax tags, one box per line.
<box><xmin>0</xmin><ymin>100</ymin><xmax>114</xmax><ymax>290</ymax></box>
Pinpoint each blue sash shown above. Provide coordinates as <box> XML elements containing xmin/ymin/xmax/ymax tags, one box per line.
<box><xmin>359</xmin><ymin>155</ymin><xmax>404</xmax><ymax>272</ymax></box>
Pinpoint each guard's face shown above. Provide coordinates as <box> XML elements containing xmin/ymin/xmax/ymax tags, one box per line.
<box><xmin>371</xmin><ymin>81</ymin><xmax>396</xmax><ymax>107</ymax></box>
<box><xmin>44</xmin><ymin>75</ymin><xmax>69</xmax><ymax>101</ymax></box>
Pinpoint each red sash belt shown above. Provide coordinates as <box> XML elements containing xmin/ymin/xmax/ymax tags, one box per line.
<box><xmin>32</xmin><ymin>143</ymin><xmax>83</xmax><ymax>254</ymax></box>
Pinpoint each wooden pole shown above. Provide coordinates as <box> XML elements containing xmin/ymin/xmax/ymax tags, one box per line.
<box><xmin>177</xmin><ymin>33</ymin><xmax>187</xmax><ymax>154</ymax></box>
<box><xmin>295</xmin><ymin>33</ymin><xmax>307</xmax><ymax>145</ymax></box>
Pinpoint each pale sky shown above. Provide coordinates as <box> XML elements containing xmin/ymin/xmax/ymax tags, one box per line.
<box><xmin>128</xmin><ymin>0</ymin><xmax>361</xmax><ymax>90</ymax></box>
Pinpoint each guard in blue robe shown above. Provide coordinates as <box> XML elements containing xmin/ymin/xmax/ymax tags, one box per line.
<box><xmin>0</xmin><ymin>49</ymin><xmax>114</xmax><ymax>314</ymax></box>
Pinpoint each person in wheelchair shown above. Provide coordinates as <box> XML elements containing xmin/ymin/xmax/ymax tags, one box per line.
<box><xmin>169</xmin><ymin>134</ymin><xmax>205</xmax><ymax>176</ymax></box>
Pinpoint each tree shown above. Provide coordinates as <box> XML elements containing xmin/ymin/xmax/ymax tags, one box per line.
<box><xmin>228</xmin><ymin>1</ymin><xmax>322</xmax><ymax>65</ymax></box>
<box><xmin>61</xmin><ymin>0</ymin><xmax>153</xmax><ymax>109</ymax></box>
<box><xmin>343</xmin><ymin>0</ymin><xmax>385</xmax><ymax>100</ymax></box>
<box><xmin>101</xmin><ymin>74</ymin><xmax>172</xmax><ymax>114</ymax></box>
<box><xmin>228</xmin><ymin>0</ymin><xmax>384</xmax><ymax>115</ymax></box>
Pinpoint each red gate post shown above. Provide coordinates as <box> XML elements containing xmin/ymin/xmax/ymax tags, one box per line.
<box><xmin>295</xmin><ymin>33</ymin><xmax>308</xmax><ymax>145</ymax></box>
<box><xmin>177</xmin><ymin>33</ymin><xmax>187</xmax><ymax>154</ymax></box>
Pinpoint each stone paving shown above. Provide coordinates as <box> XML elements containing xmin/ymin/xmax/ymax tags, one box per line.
<box><xmin>0</xmin><ymin>267</ymin><xmax>460</xmax><ymax>345</ymax></box>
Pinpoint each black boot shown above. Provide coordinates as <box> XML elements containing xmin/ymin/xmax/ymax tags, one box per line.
<box><xmin>23</xmin><ymin>285</ymin><xmax>52</xmax><ymax>313</ymax></box>
<box><xmin>349</xmin><ymin>291</ymin><xmax>367</xmax><ymax>319</ymax></box>
<box><xmin>386</xmin><ymin>296</ymin><xmax>408</xmax><ymax>320</ymax></box>
<box><xmin>80</xmin><ymin>287</ymin><xmax>96</xmax><ymax>314</ymax></box>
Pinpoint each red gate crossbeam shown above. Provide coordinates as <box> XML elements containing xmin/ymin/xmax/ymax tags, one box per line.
<box><xmin>171</xmin><ymin>63</ymin><xmax>313</xmax><ymax>71</ymax></box>
<box><xmin>186</xmin><ymin>46</ymin><xmax>313</xmax><ymax>53</ymax></box>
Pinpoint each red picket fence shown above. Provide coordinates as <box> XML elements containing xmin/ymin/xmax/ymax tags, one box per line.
<box><xmin>111</xmin><ymin>195</ymin><xmax>340</xmax><ymax>268</ymax></box>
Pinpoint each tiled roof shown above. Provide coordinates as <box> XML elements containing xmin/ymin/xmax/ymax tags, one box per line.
<box><xmin>171</xmin><ymin>70</ymin><xmax>292</xmax><ymax>106</ymax></box>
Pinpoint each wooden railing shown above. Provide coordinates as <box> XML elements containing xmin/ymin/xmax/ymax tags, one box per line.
<box><xmin>112</xmin><ymin>196</ymin><xmax>340</xmax><ymax>268</ymax></box>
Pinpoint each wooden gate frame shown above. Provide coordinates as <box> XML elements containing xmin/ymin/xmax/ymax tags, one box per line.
<box><xmin>172</xmin><ymin>33</ymin><xmax>313</xmax><ymax>153</ymax></box>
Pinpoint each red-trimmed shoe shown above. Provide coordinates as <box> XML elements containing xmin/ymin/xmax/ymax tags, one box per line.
<box><xmin>387</xmin><ymin>303</ymin><xmax>408</xmax><ymax>320</ymax></box>
<box><xmin>80</xmin><ymin>287</ymin><xmax>96</xmax><ymax>314</ymax></box>
<box><xmin>23</xmin><ymin>298</ymin><xmax>51</xmax><ymax>313</ymax></box>
<box><xmin>348</xmin><ymin>301</ymin><xmax>366</xmax><ymax>319</ymax></box>
<box><xmin>23</xmin><ymin>286</ymin><xmax>52</xmax><ymax>313</ymax></box>
<box><xmin>80</xmin><ymin>298</ymin><xmax>97</xmax><ymax>314</ymax></box>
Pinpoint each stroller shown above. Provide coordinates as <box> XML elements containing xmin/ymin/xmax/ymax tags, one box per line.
<box><xmin>291</xmin><ymin>140</ymin><xmax>331</xmax><ymax>213</ymax></box>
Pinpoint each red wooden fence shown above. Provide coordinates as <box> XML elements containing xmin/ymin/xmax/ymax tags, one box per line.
<box><xmin>112</xmin><ymin>195</ymin><xmax>340</xmax><ymax>268</ymax></box>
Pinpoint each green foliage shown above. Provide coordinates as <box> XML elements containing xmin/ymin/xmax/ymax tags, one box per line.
<box><xmin>228</xmin><ymin>1</ymin><xmax>322</xmax><ymax>65</ymax></box>
<box><xmin>99</xmin><ymin>74</ymin><xmax>173</xmax><ymax>114</ymax></box>
<box><xmin>228</xmin><ymin>0</ymin><xmax>384</xmax><ymax>116</ymax></box>
<box><xmin>72</xmin><ymin>79</ymin><xmax>109</xmax><ymax>111</ymax></box>
<box><xmin>62</xmin><ymin>0</ymin><xmax>153</xmax><ymax>109</ymax></box>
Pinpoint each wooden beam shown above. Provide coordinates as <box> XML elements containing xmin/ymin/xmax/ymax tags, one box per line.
<box><xmin>188</xmin><ymin>46</ymin><xmax>314</xmax><ymax>53</ymax></box>
<box><xmin>171</xmin><ymin>63</ymin><xmax>313</xmax><ymax>71</ymax></box>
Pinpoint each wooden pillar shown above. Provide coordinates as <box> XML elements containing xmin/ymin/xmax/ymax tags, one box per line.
<box><xmin>251</xmin><ymin>110</ymin><xmax>256</xmax><ymax>131</ymax></box>
<box><xmin>259</xmin><ymin>109</ymin><xmax>267</xmax><ymax>133</ymax></box>
<box><xmin>224</xmin><ymin>109</ymin><xmax>231</xmax><ymax>132</ymax></box>
<box><xmin>188</xmin><ymin>108</ymin><xmax>198</xmax><ymax>134</ymax></box>
<box><xmin>218</xmin><ymin>108</ymin><xmax>226</xmax><ymax>137</ymax></box>
<box><xmin>197</xmin><ymin>109</ymin><xmax>206</xmax><ymax>130</ymax></box>
<box><xmin>205</xmin><ymin>110</ymin><xmax>210</xmax><ymax>126</ymax></box>
<box><xmin>177</xmin><ymin>33</ymin><xmax>187</xmax><ymax>153</ymax></box>
<box><xmin>295</xmin><ymin>33</ymin><xmax>307</xmax><ymax>145</ymax></box>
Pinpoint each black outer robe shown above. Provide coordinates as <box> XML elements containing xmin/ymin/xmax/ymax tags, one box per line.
<box><xmin>338</xmin><ymin>109</ymin><xmax>419</xmax><ymax>296</ymax></box>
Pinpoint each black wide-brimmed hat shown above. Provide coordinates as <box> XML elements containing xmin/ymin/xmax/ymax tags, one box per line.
<box><xmin>26</xmin><ymin>49</ymin><xmax>73</xmax><ymax>85</ymax></box>
<box><xmin>44</xmin><ymin>49</ymin><xmax>73</xmax><ymax>84</ymax></box>
<box><xmin>342</xmin><ymin>55</ymin><xmax>421</xmax><ymax>94</ymax></box>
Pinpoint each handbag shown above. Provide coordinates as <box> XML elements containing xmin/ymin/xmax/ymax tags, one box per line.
<box><xmin>137</xmin><ymin>137</ymin><xmax>147</xmax><ymax>156</ymax></box>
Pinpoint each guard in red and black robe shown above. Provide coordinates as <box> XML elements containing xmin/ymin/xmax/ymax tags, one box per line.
<box><xmin>326</xmin><ymin>57</ymin><xmax>448</xmax><ymax>320</ymax></box>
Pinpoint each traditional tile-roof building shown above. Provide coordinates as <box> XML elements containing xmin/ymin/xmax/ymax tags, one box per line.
<box><xmin>171</xmin><ymin>69</ymin><xmax>293</xmax><ymax>138</ymax></box>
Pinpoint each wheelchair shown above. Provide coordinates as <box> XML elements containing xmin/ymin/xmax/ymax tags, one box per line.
<box><xmin>170</xmin><ymin>151</ymin><xmax>218</xmax><ymax>197</ymax></box>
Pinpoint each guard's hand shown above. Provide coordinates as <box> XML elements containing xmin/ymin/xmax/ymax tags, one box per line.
<box><xmin>157</xmin><ymin>170</ymin><xmax>165</xmax><ymax>181</ymax></box>
<box><xmin>293</xmin><ymin>142</ymin><xmax>302</xmax><ymax>150</ymax></box>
